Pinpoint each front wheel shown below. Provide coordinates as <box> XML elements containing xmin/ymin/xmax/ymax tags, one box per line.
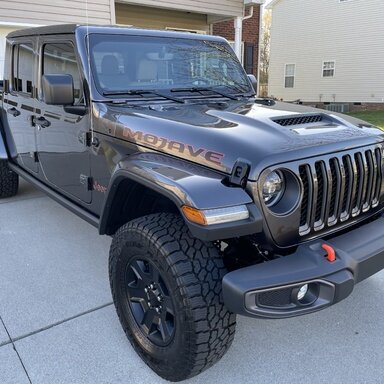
<box><xmin>109</xmin><ymin>213</ymin><xmax>236</xmax><ymax>381</ymax></box>
<box><xmin>0</xmin><ymin>160</ymin><xmax>19</xmax><ymax>198</ymax></box>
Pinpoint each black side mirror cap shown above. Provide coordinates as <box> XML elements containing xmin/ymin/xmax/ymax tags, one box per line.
<box><xmin>42</xmin><ymin>74</ymin><xmax>74</xmax><ymax>105</ymax></box>
<box><xmin>247</xmin><ymin>74</ymin><xmax>258</xmax><ymax>93</ymax></box>
<box><xmin>64</xmin><ymin>105</ymin><xmax>87</xmax><ymax>116</ymax></box>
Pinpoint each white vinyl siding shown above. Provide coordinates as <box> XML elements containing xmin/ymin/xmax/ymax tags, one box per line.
<box><xmin>0</xmin><ymin>0</ymin><xmax>113</xmax><ymax>26</ymax></box>
<box><xmin>0</xmin><ymin>27</ymin><xmax>17</xmax><ymax>79</ymax></box>
<box><xmin>117</xmin><ymin>0</ymin><xmax>244</xmax><ymax>17</ymax></box>
<box><xmin>268</xmin><ymin>0</ymin><xmax>384</xmax><ymax>103</ymax></box>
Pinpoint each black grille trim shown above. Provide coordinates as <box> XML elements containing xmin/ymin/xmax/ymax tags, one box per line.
<box><xmin>299</xmin><ymin>145</ymin><xmax>383</xmax><ymax>236</ymax></box>
<box><xmin>273</xmin><ymin>114</ymin><xmax>323</xmax><ymax>127</ymax></box>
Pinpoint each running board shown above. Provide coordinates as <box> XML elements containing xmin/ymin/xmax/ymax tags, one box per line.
<box><xmin>9</xmin><ymin>163</ymin><xmax>99</xmax><ymax>229</ymax></box>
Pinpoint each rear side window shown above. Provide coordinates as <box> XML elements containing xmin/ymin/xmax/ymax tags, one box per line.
<box><xmin>12</xmin><ymin>43</ymin><xmax>33</xmax><ymax>95</ymax></box>
<box><xmin>42</xmin><ymin>42</ymin><xmax>83</xmax><ymax>104</ymax></box>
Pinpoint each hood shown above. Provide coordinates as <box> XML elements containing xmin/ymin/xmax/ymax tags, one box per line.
<box><xmin>93</xmin><ymin>99</ymin><xmax>384</xmax><ymax>181</ymax></box>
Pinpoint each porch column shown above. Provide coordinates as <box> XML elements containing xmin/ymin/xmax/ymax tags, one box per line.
<box><xmin>234</xmin><ymin>16</ymin><xmax>243</xmax><ymax>60</ymax></box>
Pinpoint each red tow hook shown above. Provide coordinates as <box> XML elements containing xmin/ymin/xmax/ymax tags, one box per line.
<box><xmin>322</xmin><ymin>244</ymin><xmax>336</xmax><ymax>263</ymax></box>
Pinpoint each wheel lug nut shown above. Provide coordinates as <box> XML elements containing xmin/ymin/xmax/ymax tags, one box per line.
<box><xmin>150</xmin><ymin>284</ymin><xmax>154</xmax><ymax>289</ymax></box>
<box><xmin>147</xmin><ymin>302</ymin><xmax>151</xmax><ymax>307</ymax></box>
<box><xmin>157</xmin><ymin>295</ymin><xmax>162</xmax><ymax>301</ymax></box>
<box><xmin>144</xmin><ymin>288</ymin><xmax>148</xmax><ymax>293</ymax></box>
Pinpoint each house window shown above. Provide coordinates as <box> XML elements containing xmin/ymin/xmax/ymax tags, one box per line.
<box><xmin>284</xmin><ymin>64</ymin><xmax>295</xmax><ymax>88</ymax></box>
<box><xmin>322</xmin><ymin>61</ymin><xmax>335</xmax><ymax>77</ymax></box>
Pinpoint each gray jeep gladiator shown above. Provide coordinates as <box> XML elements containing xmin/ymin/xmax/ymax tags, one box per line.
<box><xmin>1</xmin><ymin>24</ymin><xmax>384</xmax><ymax>381</ymax></box>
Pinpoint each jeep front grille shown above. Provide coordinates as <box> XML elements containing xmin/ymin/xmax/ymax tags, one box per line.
<box><xmin>298</xmin><ymin>146</ymin><xmax>383</xmax><ymax>236</ymax></box>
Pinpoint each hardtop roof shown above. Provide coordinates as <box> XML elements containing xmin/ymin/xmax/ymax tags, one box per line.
<box><xmin>7</xmin><ymin>24</ymin><xmax>226</xmax><ymax>42</ymax></box>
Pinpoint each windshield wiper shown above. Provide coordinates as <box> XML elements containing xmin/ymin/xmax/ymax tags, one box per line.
<box><xmin>170</xmin><ymin>87</ymin><xmax>239</xmax><ymax>101</ymax></box>
<box><xmin>102</xmin><ymin>89</ymin><xmax>185</xmax><ymax>104</ymax></box>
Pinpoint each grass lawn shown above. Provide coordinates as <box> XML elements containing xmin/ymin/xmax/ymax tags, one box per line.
<box><xmin>346</xmin><ymin>110</ymin><xmax>384</xmax><ymax>130</ymax></box>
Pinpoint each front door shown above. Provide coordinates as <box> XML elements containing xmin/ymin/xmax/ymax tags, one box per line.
<box><xmin>36</xmin><ymin>39</ymin><xmax>91</xmax><ymax>203</ymax></box>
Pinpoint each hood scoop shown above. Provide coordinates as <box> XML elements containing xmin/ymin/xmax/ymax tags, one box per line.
<box><xmin>272</xmin><ymin>114</ymin><xmax>324</xmax><ymax>126</ymax></box>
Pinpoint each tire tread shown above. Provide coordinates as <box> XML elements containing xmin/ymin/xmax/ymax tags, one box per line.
<box><xmin>0</xmin><ymin>160</ymin><xmax>18</xmax><ymax>198</ymax></box>
<box><xmin>109</xmin><ymin>213</ymin><xmax>236</xmax><ymax>381</ymax></box>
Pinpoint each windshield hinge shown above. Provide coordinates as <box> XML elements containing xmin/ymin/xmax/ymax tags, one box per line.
<box><xmin>229</xmin><ymin>159</ymin><xmax>251</xmax><ymax>188</ymax></box>
<box><xmin>80</xmin><ymin>174</ymin><xmax>93</xmax><ymax>191</ymax></box>
<box><xmin>78</xmin><ymin>131</ymin><xmax>92</xmax><ymax>147</ymax></box>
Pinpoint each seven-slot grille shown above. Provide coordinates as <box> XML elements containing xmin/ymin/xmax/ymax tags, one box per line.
<box><xmin>298</xmin><ymin>145</ymin><xmax>383</xmax><ymax>236</ymax></box>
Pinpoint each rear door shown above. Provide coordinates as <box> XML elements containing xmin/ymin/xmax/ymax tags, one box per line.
<box><xmin>5</xmin><ymin>40</ymin><xmax>38</xmax><ymax>173</ymax></box>
<box><xmin>36</xmin><ymin>38</ymin><xmax>91</xmax><ymax>203</ymax></box>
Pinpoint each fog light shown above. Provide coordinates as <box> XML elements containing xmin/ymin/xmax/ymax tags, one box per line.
<box><xmin>297</xmin><ymin>284</ymin><xmax>308</xmax><ymax>301</ymax></box>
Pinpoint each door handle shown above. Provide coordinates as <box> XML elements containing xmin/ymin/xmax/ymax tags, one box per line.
<box><xmin>7</xmin><ymin>107</ymin><xmax>20</xmax><ymax>117</ymax></box>
<box><xmin>32</xmin><ymin>116</ymin><xmax>51</xmax><ymax>128</ymax></box>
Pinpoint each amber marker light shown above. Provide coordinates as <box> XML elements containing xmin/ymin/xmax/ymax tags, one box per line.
<box><xmin>182</xmin><ymin>206</ymin><xmax>207</xmax><ymax>225</ymax></box>
<box><xmin>182</xmin><ymin>205</ymin><xmax>249</xmax><ymax>226</ymax></box>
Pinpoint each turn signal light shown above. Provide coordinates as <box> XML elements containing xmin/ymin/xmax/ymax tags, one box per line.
<box><xmin>182</xmin><ymin>206</ymin><xmax>207</xmax><ymax>225</ymax></box>
<box><xmin>182</xmin><ymin>205</ymin><xmax>249</xmax><ymax>226</ymax></box>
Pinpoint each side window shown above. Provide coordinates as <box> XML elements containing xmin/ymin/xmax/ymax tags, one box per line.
<box><xmin>43</xmin><ymin>42</ymin><xmax>83</xmax><ymax>104</ymax></box>
<box><xmin>12</xmin><ymin>43</ymin><xmax>33</xmax><ymax>95</ymax></box>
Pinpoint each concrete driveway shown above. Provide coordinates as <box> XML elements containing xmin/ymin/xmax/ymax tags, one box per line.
<box><xmin>1</xmin><ymin>179</ymin><xmax>384</xmax><ymax>384</ymax></box>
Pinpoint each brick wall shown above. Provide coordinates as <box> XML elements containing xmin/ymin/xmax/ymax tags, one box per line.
<box><xmin>213</xmin><ymin>6</ymin><xmax>261</xmax><ymax>77</ymax></box>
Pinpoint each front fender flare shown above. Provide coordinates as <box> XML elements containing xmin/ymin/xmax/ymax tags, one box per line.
<box><xmin>99</xmin><ymin>153</ymin><xmax>262</xmax><ymax>240</ymax></box>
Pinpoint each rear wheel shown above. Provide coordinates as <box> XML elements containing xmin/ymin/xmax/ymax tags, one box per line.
<box><xmin>109</xmin><ymin>213</ymin><xmax>236</xmax><ymax>381</ymax></box>
<box><xmin>0</xmin><ymin>160</ymin><xmax>18</xmax><ymax>198</ymax></box>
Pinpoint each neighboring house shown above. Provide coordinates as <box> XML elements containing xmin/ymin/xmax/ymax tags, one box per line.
<box><xmin>0</xmin><ymin>0</ymin><xmax>262</xmax><ymax>80</ymax></box>
<box><xmin>267</xmin><ymin>0</ymin><xmax>384</xmax><ymax>109</ymax></box>
<box><xmin>213</xmin><ymin>3</ymin><xmax>263</xmax><ymax>77</ymax></box>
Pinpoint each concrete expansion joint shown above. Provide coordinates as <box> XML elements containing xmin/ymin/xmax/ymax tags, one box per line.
<box><xmin>0</xmin><ymin>315</ymin><xmax>32</xmax><ymax>384</ymax></box>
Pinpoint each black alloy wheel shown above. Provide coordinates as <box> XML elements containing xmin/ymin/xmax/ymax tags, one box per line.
<box><xmin>125</xmin><ymin>257</ymin><xmax>175</xmax><ymax>346</ymax></box>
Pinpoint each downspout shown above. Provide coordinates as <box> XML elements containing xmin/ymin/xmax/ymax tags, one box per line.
<box><xmin>233</xmin><ymin>6</ymin><xmax>254</xmax><ymax>62</ymax></box>
<box><xmin>256</xmin><ymin>5</ymin><xmax>263</xmax><ymax>95</ymax></box>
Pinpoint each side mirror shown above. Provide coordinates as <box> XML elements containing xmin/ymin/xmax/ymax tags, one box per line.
<box><xmin>42</xmin><ymin>74</ymin><xmax>74</xmax><ymax>105</ymax></box>
<box><xmin>247</xmin><ymin>74</ymin><xmax>258</xmax><ymax>93</ymax></box>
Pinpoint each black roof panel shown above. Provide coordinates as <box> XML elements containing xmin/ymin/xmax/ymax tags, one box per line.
<box><xmin>7</xmin><ymin>24</ymin><xmax>226</xmax><ymax>43</ymax></box>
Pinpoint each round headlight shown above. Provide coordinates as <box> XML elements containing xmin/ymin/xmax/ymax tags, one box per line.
<box><xmin>262</xmin><ymin>171</ymin><xmax>284</xmax><ymax>206</ymax></box>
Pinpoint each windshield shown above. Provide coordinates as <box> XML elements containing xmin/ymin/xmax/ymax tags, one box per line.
<box><xmin>89</xmin><ymin>34</ymin><xmax>251</xmax><ymax>97</ymax></box>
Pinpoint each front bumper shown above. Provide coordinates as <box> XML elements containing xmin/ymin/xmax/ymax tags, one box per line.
<box><xmin>222</xmin><ymin>214</ymin><xmax>384</xmax><ymax>318</ymax></box>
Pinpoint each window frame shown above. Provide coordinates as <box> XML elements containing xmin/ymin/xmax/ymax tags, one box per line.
<box><xmin>10</xmin><ymin>41</ymin><xmax>34</xmax><ymax>97</ymax></box>
<box><xmin>322</xmin><ymin>60</ymin><xmax>336</xmax><ymax>78</ymax></box>
<box><xmin>284</xmin><ymin>63</ymin><xmax>296</xmax><ymax>88</ymax></box>
<box><xmin>39</xmin><ymin>39</ymin><xmax>85</xmax><ymax>105</ymax></box>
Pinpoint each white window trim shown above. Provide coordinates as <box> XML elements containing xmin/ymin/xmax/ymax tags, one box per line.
<box><xmin>322</xmin><ymin>60</ymin><xmax>336</xmax><ymax>78</ymax></box>
<box><xmin>284</xmin><ymin>63</ymin><xmax>296</xmax><ymax>88</ymax></box>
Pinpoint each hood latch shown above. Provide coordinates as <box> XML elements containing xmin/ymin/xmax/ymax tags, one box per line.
<box><xmin>229</xmin><ymin>158</ymin><xmax>251</xmax><ymax>189</ymax></box>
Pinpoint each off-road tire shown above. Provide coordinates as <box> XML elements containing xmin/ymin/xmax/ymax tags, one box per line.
<box><xmin>0</xmin><ymin>160</ymin><xmax>18</xmax><ymax>198</ymax></box>
<box><xmin>109</xmin><ymin>213</ymin><xmax>236</xmax><ymax>382</ymax></box>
